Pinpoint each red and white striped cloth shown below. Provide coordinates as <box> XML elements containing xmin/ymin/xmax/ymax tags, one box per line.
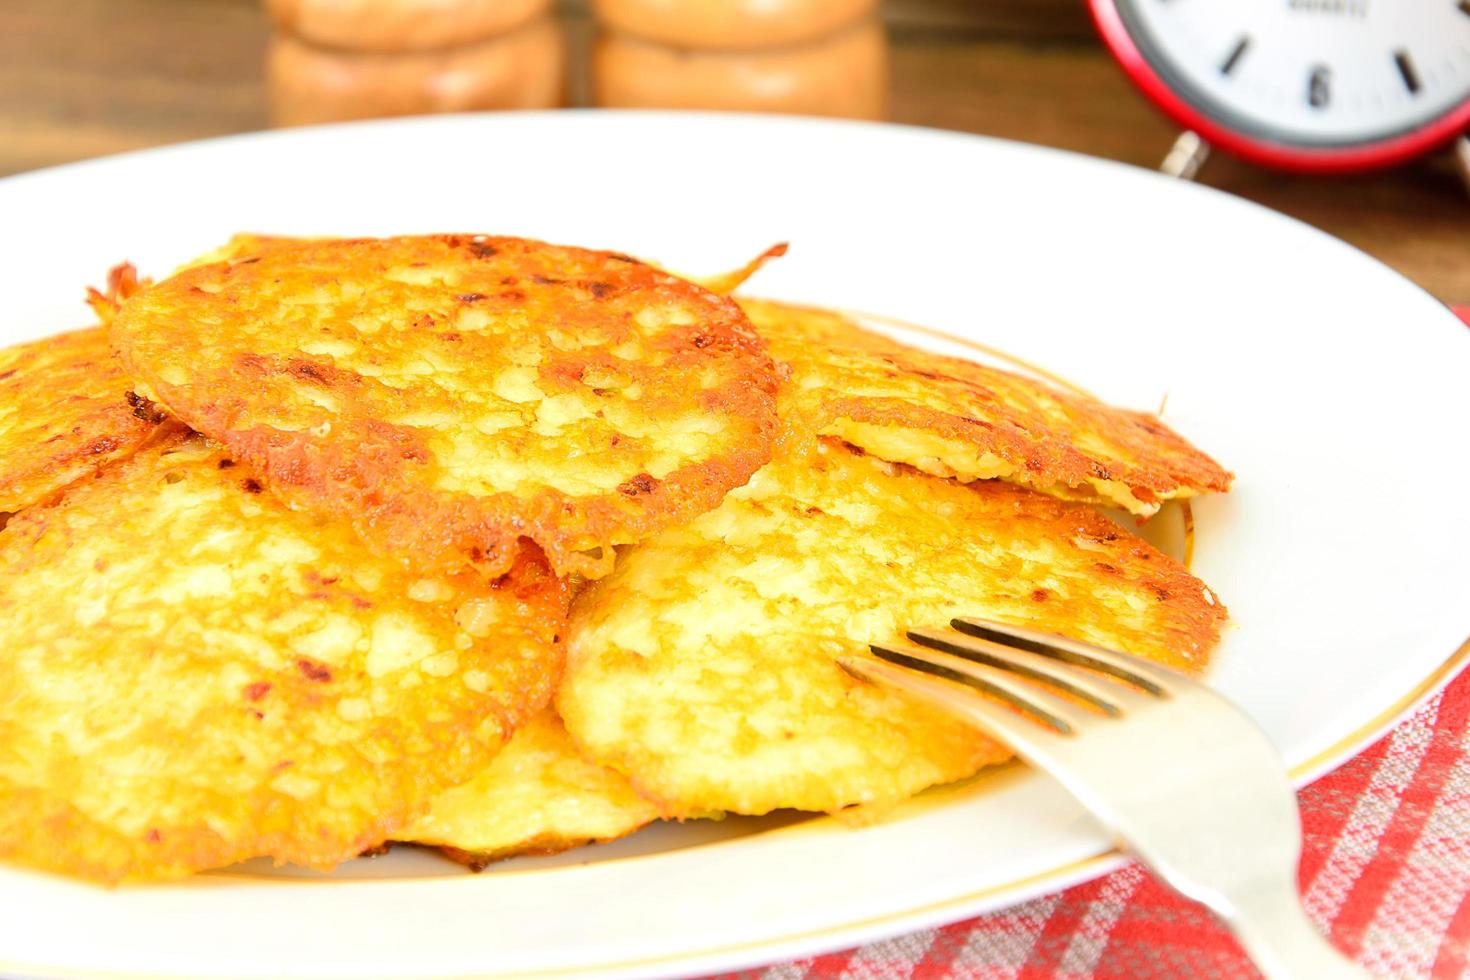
<box><xmin>726</xmin><ymin>308</ymin><xmax>1470</xmax><ymax>980</ymax></box>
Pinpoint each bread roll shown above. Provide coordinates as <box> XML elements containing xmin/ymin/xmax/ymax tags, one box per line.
<box><xmin>593</xmin><ymin>19</ymin><xmax>886</xmax><ymax>120</ymax></box>
<box><xmin>268</xmin><ymin>16</ymin><xmax>565</xmax><ymax>126</ymax></box>
<box><xmin>592</xmin><ymin>0</ymin><xmax>878</xmax><ymax>50</ymax></box>
<box><xmin>265</xmin><ymin>0</ymin><xmax>552</xmax><ymax>52</ymax></box>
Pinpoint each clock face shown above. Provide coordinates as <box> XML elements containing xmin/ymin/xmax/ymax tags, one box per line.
<box><xmin>1113</xmin><ymin>0</ymin><xmax>1470</xmax><ymax>148</ymax></box>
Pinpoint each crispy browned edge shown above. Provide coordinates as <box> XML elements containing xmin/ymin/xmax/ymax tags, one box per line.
<box><xmin>747</xmin><ymin>298</ymin><xmax>1233</xmax><ymax>508</ymax></box>
<box><xmin>0</xmin><ymin>326</ymin><xmax>182</xmax><ymax>514</ymax></box>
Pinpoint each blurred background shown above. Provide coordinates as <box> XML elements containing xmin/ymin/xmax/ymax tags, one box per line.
<box><xmin>2</xmin><ymin>0</ymin><xmax>1466</xmax><ymax>303</ymax></box>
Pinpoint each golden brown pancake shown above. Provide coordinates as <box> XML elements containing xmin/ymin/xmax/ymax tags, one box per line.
<box><xmin>0</xmin><ymin>328</ymin><xmax>179</xmax><ymax>515</ymax></box>
<box><xmin>0</xmin><ymin>434</ymin><xmax>565</xmax><ymax>883</ymax></box>
<box><xmin>739</xmin><ymin>299</ymin><xmax>1231</xmax><ymax>515</ymax></box>
<box><xmin>112</xmin><ymin>235</ymin><xmax>780</xmax><ymax>579</ymax></box>
<box><xmin>401</xmin><ymin>708</ymin><xmax>661</xmax><ymax>867</ymax></box>
<box><xmin>559</xmin><ymin>432</ymin><xmax>1225</xmax><ymax>817</ymax></box>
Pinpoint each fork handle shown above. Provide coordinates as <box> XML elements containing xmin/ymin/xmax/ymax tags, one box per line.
<box><xmin>1223</xmin><ymin>880</ymin><xmax>1365</xmax><ymax>979</ymax></box>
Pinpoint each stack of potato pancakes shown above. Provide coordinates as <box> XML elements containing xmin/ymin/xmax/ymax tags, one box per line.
<box><xmin>0</xmin><ymin>234</ymin><xmax>1231</xmax><ymax>883</ymax></box>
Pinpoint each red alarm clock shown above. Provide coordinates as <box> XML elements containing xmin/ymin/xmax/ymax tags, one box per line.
<box><xmin>1089</xmin><ymin>0</ymin><xmax>1470</xmax><ymax>174</ymax></box>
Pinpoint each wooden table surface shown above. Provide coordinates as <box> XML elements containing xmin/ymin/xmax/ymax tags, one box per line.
<box><xmin>3</xmin><ymin>0</ymin><xmax>1467</xmax><ymax>303</ymax></box>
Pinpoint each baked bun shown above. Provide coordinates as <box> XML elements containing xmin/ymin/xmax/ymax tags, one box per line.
<box><xmin>593</xmin><ymin>19</ymin><xmax>886</xmax><ymax>120</ymax></box>
<box><xmin>268</xmin><ymin>16</ymin><xmax>564</xmax><ymax>126</ymax></box>
<box><xmin>592</xmin><ymin>0</ymin><xmax>877</xmax><ymax>50</ymax></box>
<box><xmin>265</xmin><ymin>0</ymin><xmax>552</xmax><ymax>52</ymax></box>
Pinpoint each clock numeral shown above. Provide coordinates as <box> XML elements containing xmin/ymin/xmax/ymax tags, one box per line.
<box><xmin>1394</xmin><ymin>50</ymin><xmax>1422</xmax><ymax>94</ymax></box>
<box><xmin>1307</xmin><ymin>66</ymin><xmax>1332</xmax><ymax>109</ymax></box>
<box><xmin>1220</xmin><ymin>36</ymin><xmax>1251</xmax><ymax>76</ymax></box>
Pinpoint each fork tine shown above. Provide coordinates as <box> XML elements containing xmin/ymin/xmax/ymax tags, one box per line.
<box><xmin>866</xmin><ymin>642</ymin><xmax>1100</xmax><ymax>735</ymax></box>
<box><xmin>839</xmin><ymin>655</ymin><xmax>1073</xmax><ymax>749</ymax></box>
<box><xmin>906</xmin><ymin>626</ymin><xmax>1150</xmax><ymax>714</ymax></box>
<box><xmin>952</xmin><ymin>617</ymin><xmax>1180</xmax><ymax>695</ymax></box>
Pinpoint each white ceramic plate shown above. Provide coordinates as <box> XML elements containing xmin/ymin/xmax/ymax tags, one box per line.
<box><xmin>2</xmin><ymin>112</ymin><xmax>1468</xmax><ymax>980</ymax></box>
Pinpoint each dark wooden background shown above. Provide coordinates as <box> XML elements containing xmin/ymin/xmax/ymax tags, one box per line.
<box><xmin>3</xmin><ymin>0</ymin><xmax>1466</xmax><ymax>303</ymax></box>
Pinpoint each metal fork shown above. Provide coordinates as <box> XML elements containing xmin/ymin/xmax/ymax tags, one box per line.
<box><xmin>839</xmin><ymin>618</ymin><xmax>1364</xmax><ymax>980</ymax></box>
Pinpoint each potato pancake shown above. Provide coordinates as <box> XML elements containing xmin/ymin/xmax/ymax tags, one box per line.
<box><xmin>0</xmin><ymin>434</ymin><xmax>565</xmax><ymax>883</ymax></box>
<box><xmin>112</xmin><ymin>235</ymin><xmax>779</xmax><ymax>579</ymax></box>
<box><xmin>0</xmin><ymin>328</ymin><xmax>179</xmax><ymax>515</ymax></box>
<box><xmin>401</xmin><ymin>708</ymin><xmax>660</xmax><ymax>867</ymax></box>
<box><xmin>739</xmin><ymin>299</ymin><xmax>1231</xmax><ymax>515</ymax></box>
<box><xmin>559</xmin><ymin>435</ymin><xmax>1225</xmax><ymax>817</ymax></box>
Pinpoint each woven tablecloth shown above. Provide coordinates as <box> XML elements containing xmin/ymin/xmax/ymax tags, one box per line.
<box><xmin>732</xmin><ymin>307</ymin><xmax>1470</xmax><ymax>980</ymax></box>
